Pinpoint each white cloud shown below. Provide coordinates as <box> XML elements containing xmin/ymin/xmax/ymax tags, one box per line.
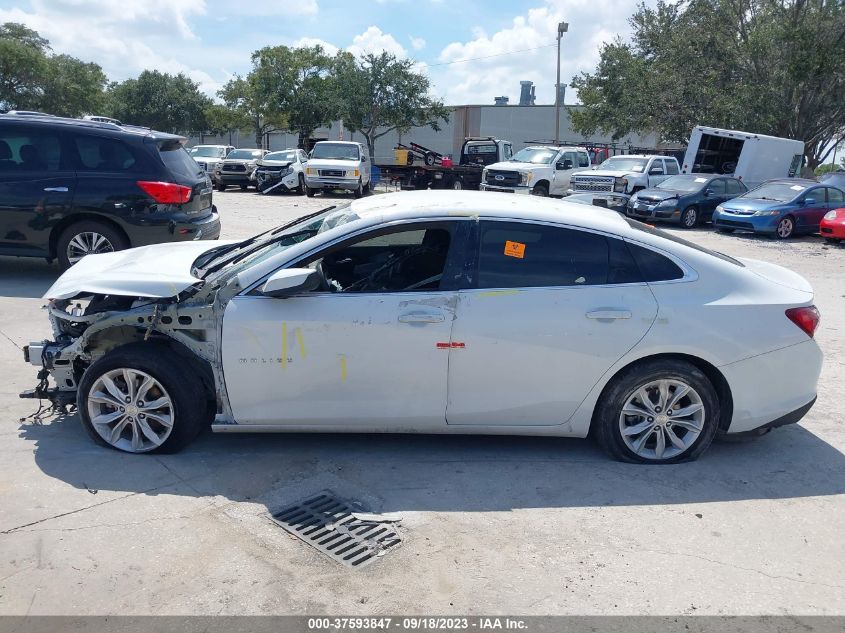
<box><xmin>347</xmin><ymin>26</ymin><xmax>407</xmax><ymax>58</ymax></box>
<box><xmin>0</xmin><ymin>0</ymin><xmax>223</xmax><ymax>93</ymax></box>
<box><xmin>239</xmin><ymin>0</ymin><xmax>318</xmax><ymax>16</ymax></box>
<box><xmin>430</xmin><ymin>0</ymin><xmax>647</xmax><ymax>105</ymax></box>
<box><xmin>292</xmin><ymin>37</ymin><xmax>340</xmax><ymax>56</ymax></box>
<box><xmin>409</xmin><ymin>36</ymin><xmax>426</xmax><ymax>51</ymax></box>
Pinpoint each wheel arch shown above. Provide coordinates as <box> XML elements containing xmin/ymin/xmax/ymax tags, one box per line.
<box><xmin>533</xmin><ymin>179</ymin><xmax>551</xmax><ymax>190</ymax></box>
<box><xmin>589</xmin><ymin>352</ymin><xmax>734</xmax><ymax>434</ymax></box>
<box><xmin>49</xmin><ymin>214</ymin><xmax>131</xmax><ymax>259</ymax></box>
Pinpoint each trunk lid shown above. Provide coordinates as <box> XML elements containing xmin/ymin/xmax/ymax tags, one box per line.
<box><xmin>739</xmin><ymin>257</ymin><xmax>813</xmax><ymax>294</ymax></box>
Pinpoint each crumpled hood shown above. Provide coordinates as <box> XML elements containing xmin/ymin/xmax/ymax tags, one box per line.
<box><xmin>44</xmin><ymin>240</ymin><xmax>237</xmax><ymax>300</ymax></box>
<box><xmin>257</xmin><ymin>160</ymin><xmax>293</xmax><ymax>169</ymax></box>
<box><xmin>636</xmin><ymin>187</ymin><xmax>682</xmax><ymax>203</ymax></box>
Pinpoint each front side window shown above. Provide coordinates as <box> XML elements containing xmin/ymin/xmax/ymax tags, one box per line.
<box><xmin>0</xmin><ymin>130</ymin><xmax>62</xmax><ymax>171</ymax></box>
<box><xmin>709</xmin><ymin>179</ymin><xmax>727</xmax><ymax>195</ymax></box>
<box><xmin>303</xmin><ymin>223</ymin><xmax>458</xmax><ymax>293</ymax></box>
<box><xmin>649</xmin><ymin>159</ymin><xmax>665</xmax><ymax>174</ymax></box>
<box><xmin>476</xmin><ymin>221</ymin><xmax>641</xmax><ymax>288</ymax></box>
<box><xmin>74</xmin><ymin>135</ymin><xmax>140</xmax><ymax>172</ymax></box>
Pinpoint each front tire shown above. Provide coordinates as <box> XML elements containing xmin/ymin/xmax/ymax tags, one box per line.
<box><xmin>217</xmin><ymin>182</ymin><xmax>227</xmax><ymax>192</ymax></box>
<box><xmin>297</xmin><ymin>174</ymin><xmax>306</xmax><ymax>195</ymax></box>
<box><xmin>824</xmin><ymin>237</ymin><xmax>840</xmax><ymax>245</ymax></box>
<box><xmin>306</xmin><ymin>186</ymin><xmax>315</xmax><ymax>197</ymax></box>
<box><xmin>78</xmin><ymin>344</ymin><xmax>209</xmax><ymax>454</ymax></box>
<box><xmin>775</xmin><ymin>216</ymin><xmax>795</xmax><ymax>239</ymax></box>
<box><xmin>57</xmin><ymin>220</ymin><xmax>128</xmax><ymax>270</ymax></box>
<box><xmin>353</xmin><ymin>180</ymin><xmax>364</xmax><ymax>198</ymax></box>
<box><xmin>680</xmin><ymin>206</ymin><xmax>698</xmax><ymax>229</ymax></box>
<box><xmin>531</xmin><ymin>184</ymin><xmax>549</xmax><ymax>197</ymax></box>
<box><xmin>593</xmin><ymin>359</ymin><xmax>720</xmax><ymax>463</ymax></box>
<box><xmin>239</xmin><ymin>184</ymin><xmax>249</xmax><ymax>191</ymax></box>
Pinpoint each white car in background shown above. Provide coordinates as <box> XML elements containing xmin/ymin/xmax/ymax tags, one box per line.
<box><xmin>570</xmin><ymin>154</ymin><xmax>680</xmax><ymax>195</ymax></box>
<box><xmin>23</xmin><ymin>191</ymin><xmax>821</xmax><ymax>463</ymax></box>
<box><xmin>189</xmin><ymin>144</ymin><xmax>234</xmax><ymax>182</ymax></box>
<box><xmin>481</xmin><ymin>145</ymin><xmax>591</xmax><ymax>197</ymax></box>
<box><xmin>254</xmin><ymin>148</ymin><xmax>309</xmax><ymax>194</ymax></box>
<box><xmin>304</xmin><ymin>141</ymin><xmax>371</xmax><ymax>197</ymax></box>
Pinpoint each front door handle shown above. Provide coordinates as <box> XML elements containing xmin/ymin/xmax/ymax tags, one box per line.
<box><xmin>398</xmin><ymin>311</ymin><xmax>445</xmax><ymax>324</ymax></box>
<box><xmin>586</xmin><ymin>309</ymin><xmax>632</xmax><ymax>320</ymax></box>
<box><xmin>43</xmin><ymin>187</ymin><xmax>69</xmax><ymax>193</ymax></box>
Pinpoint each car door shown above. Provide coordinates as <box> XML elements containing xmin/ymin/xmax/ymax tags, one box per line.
<box><xmin>0</xmin><ymin>125</ymin><xmax>75</xmax><ymax>256</ymax></box>
<box><xmin>647</xmin><ymin>159</ymin><xmax>668</xmax><ymax>187</ymax></box>
<box><xmin>702</xmin><ymin>178</ymin><xmax>728</xmax><ymax>217</ymax></box>
<box><xmin>445</xmin><ymin>220</ymin><xmax>658</xmax><ymax>426</ymax></box>
<box><xmin>796</xmin><ymin>186</ymin><xmax>829</xmax><ymax>232</ymax></box>
<box><xmin>551</xmin><ymin>150</ymin><xmax>578</xmax><ymax>195</ymax></box>
<box><xmin>222</xmin><ymin>220</ymin><xmax>470</xmax><ymax>428</ymax></box>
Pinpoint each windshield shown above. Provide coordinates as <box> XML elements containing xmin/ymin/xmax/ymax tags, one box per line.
<box><xmin>511</xmin><ymin>148</ymin><xmax>557</xmax><ymax>164</ymax></box>
<box><xmin>264</xmin><ymin>151</ymin><xmax>296</xmax><ymax>162</ymax></box>
<box><xmin>195</xmin><ymin>204</ymin><xmax>359</xmax><ymax>279</ymax></box>
<box><xmin>656</xmin><ymin>175</ymin><xmax>707</xmax><ymax>192</ymax></box>
<box><xmin>311</xmin><ymin>143</ymin><xmax>359</xmax><ymax>161</ymax></box>
<box><xmin>740</xmin><ymin>182</ymin><xmax>806</xmax><ymax>202</ymax></box>
<box><xmin>191</xmin><ymin>146</ymin><xmax>227</xmax><ymax>158</ymax></box>
<box><xmin>599</xmin><ymin>157</ymin><xmax>648</xmax><ymax>172</ymax></box>
<box><xmin>227</xmin><ymin>149</ymin><xmax>264</xmax><ymax>160</ymax></box>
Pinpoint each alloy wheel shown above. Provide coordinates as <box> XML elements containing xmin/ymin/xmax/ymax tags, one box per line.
<box><xmin>618</xmin><ymin>379</ymin><xmax>705</xmax><ymax>461</ymax></box>
<box><xmin>777</xmin><ymin>217</ymin><xmax>794</xmax><ymax>239</ymax></box>
<box><xmin>682</xmin><ymin>207</ymin><xmax>697</xmax><ymax>228</ymax></box>
<box><xmin>66</xmin><ymin>232</ymin><xmax>115</xmax><ymax>264</ymax></box>
<box><xmin>87</xmin><ymin>368</ymin><xmax>174</xmax><ymax>453</ymax></box>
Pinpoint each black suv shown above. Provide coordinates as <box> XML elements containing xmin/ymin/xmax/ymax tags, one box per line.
<box><xmin>0</xmin><ymin>115</ymin><xmax>220</xmax><ymax>269</ymax></box>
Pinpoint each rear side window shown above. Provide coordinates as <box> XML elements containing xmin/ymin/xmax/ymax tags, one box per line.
<box><xmin>627</xmin><ymin>242</ymin><xmax>684</xmax><ymax>281</ymax></box>
<box><xmin>159</xmin><ymin>143</ymin><xmax>203</xmax><ymax>180</ymax></box>
<box><xmin>477</xmin><ymin>222</ymin><xmax>642</xmax><ymax>288</ymax></box>
<box><xmin>0</xmin><ymin>129</ymin><xmax>62</xmax><ymax>171</ymax></box>
<box><xmin>74</xmin><ymin>135</ymin><xmax>141</xmax><ymax>171</ymax></box>
<box><xmin>666</xmin><ymin>160</ymin><xmax>679</xmax><ymax>175</ymax></box>
<box><xmin>825</xmin><ymin>187</ymin><xmax>844</xmax><ymax>204</ymax></box>
<box><xmin>577</xmin><ymin>151</ymin><xmax>590</xmax><ymax>167</ymax></box>
<box><xmin>625</xmin><ymin>217</ymin><xmax>744</xmax><ymax>267</ymax></box>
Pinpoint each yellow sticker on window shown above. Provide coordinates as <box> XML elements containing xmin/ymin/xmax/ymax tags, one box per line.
<box><xmin>503</xmin><ymin>240</ymin><xmax>526</xmax><ymax>259</ymax></box>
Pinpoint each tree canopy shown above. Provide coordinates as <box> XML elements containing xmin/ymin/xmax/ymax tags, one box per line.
<box><xmin>0</xmin><ymin>22</ymin><xmax>107</xmax><ymax>116</ymax></box>
<box><xmin>570</xmin><ymin>0</ymin><xmax>845</xmax><ymax>167</ymax></box>
<box><xmin>335</xmin><ymin>52</ymin><xmax>450</xmax><ymax>158</ymax></box>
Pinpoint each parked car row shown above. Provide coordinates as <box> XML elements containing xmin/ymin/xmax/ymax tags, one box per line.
<box><xmin>188</xmin><ymin>141</ymin><xmax>373</xmax><ymax>198</ymax></box>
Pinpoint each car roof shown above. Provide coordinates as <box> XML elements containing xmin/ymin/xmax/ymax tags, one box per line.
<box><xmin>523</xmin><ymin>145</ymin><xmax>586</xmax><ymax>152</ymax></box>
<box><xmin>315</xmin><ymin>140</ymin><xmax>361</xmax><ymax>145</ymax></box>
<box><xmin>765</xmin><ymin>178</ymin><xmax>819</xmax><ymax>186</ymax></box>
<box><xmin>611</xmin><ymin>154</ymin><xmax>674</xmax><ymax>159</ymax></box>
<box><xmin>0</xmin><ymin>113</ymin><xmax>184</xmax><ymax>142</ymax></box>
<box><xmin>347</xmin><ymin>190</ymin><xmax>630</xmax><ymax>234</ymax></box>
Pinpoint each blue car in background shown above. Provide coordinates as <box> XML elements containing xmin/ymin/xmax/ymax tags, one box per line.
<box><xmin>627</xmin><ymin>174</ymin><xmax>747</xmax><ymax>228</ymax></box>
<box><xmin>712</xmin><ymin>179</ymin><xmax>845</xmax><ymax>239</ymax></box>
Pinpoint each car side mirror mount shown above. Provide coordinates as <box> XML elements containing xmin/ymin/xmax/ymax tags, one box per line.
<box><xmin>558</xmin><ymin>159</ymin><xmax>573</xmax><ymax>170</ymax></box>
<box><xmin>703</xmin><ymin>188</ymin><xmax>713</xmax><ymax>197</ymax></box>
<box><xmin>261</xmin><ymin>268</ymin><xmax>320</xmax><ymax>298</ymax></box>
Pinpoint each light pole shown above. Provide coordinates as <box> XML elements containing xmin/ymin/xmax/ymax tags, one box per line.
<box><xmin>555</xmin><ymin>20</ymin><xmax>569</xmax><ymax>144</ymax></box>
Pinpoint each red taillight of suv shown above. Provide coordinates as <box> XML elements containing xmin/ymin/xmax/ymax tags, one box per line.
<box><xmin>136</xmin><ymin>181</ymin><xmax>193</xmax><ymax>204</ymax></box>
<box><xmin>786</xmin><ymin>305</ymin><xmax>820</xmax><ymax>338</ymax></box>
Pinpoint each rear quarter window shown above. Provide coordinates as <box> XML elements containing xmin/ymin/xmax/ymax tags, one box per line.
<box><xmin>159</xmin><ymin>143</ymin><xmax>204</xmax><ymax>180</ymax></box>
<box><xmin>74</xmin><ymin>135</ymin><xmax>142</xmax><ymax>172</ymax></box>
<box><xmin>626</xmin><ymin>243</ymin><xmax>684</xmax><ymax>282</ymax></box>
<box><xmin>624</xmin><ymin>217</ymin><xmax>744</xmax><ymax>268</ymax></box>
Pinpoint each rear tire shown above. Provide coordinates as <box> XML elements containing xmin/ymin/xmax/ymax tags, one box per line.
<box><xmin>216</xmin><ymin>183</ymin><xmax>227</xmax><ymax>192</ymax></box>
<box><xmin>57</xmin><ymin>220</ymin><xmax>128</xmax><ymax>270</ymax></box>
<box><xmin>452</xmin><ymin>178</ymin><xmax>463</xmax><ymax>190</ymax></box>
<box><xmin>239</xmin><ymin>184</ymin><xmax>249</xmax><ymax>191</ymax></box>
<box><xmin>78</xmin><ymin>344</ymin><xmax>210</xmax><ymax>454</ymax></box>
<box><xmin>593</xmin><ymin>359</ymin><xmax>720</xmax><ymax>464</ymax></box>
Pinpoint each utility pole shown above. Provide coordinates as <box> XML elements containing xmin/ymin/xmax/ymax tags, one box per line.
<box><xmin>555</xmin><ymin>20</ymin><xmax>569</xmax><ymax>144</ymax></box>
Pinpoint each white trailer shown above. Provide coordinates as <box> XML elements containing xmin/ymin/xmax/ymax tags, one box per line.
<box><xmin>681</xmin><ymin>126</ymin><xmax>805</xmax><ymax>189</ymax></box>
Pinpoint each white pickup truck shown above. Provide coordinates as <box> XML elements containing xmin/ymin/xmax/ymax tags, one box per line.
<box><xmin>481</xmin><ymin>145</ymin><xmax>591</xmax><ymax>197</ymax></box>
<box><xmin>569</xmin><ymin>154</ymin><xmax>680</xmax><ymax>195</ymax></box>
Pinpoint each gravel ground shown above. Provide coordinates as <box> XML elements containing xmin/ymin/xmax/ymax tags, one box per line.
<box><xmin>0</xmin><ymin>188</ymin><xmax>842</xmax><ymax>616</ymax></box>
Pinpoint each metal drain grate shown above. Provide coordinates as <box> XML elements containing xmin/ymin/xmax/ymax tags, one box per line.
<box><xmin>269</xmin><ymin>491</ymin><xmax>402</xmax><ymax>568</ymax></box>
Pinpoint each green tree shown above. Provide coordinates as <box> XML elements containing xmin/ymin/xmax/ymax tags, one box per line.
<box><xmin>107</xmin><ymin>70</ymin><xmax>211</xmax><ymax>134</ymax></box>
<box><xmin>203</xmin><ymin>103</ymin><xmax>250</xmax><ymax>142</ymax></box>
<box><xmin>219</xmin><ymin>75</ymin><xmax>286</xmax><ymax>148</ymax></box>
<box><xmin>0</xmin><ymin>22</ymin><xmax>50</xmax><ymax>111</ymax></box>
<box><xmin>40</xmin><ymin>54</ymin><xmax>108</xmax><ymax>117</ymax></box>
<box><xmin>571</xmin><ymin>0</ymin><xmax>845</xmax><ymax>168</ymax></box>
<box><xmin>250</xmin><ymin>44</ymin><xmax>339</xmax><ymax>148</ymax></box>
<box><xmin>335</xmin><ymin>51</ymin><xmax>450</xmax><ymax>159</ymax></box>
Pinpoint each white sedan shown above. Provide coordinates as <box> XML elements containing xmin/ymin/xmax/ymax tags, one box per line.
<box><xmin>23</xmin><ymin>191</ymin><xmax>822</xmax><ymax>463</ymax></box>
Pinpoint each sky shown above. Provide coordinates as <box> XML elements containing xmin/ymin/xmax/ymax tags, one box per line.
<box><xmin>0</xmin><ymin>0</ymin><xmax>653</xmax><ymax>106</ymax></box>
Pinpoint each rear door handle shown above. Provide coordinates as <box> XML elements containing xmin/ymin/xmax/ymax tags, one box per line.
<box><xmin>586</xmin><ymin>309</ymin><xmax>632</xmax><ymax>320</ymax></box>
<box><xmin>398</xmin><ymin>310</ymin><xmax>445</xmax><ymax>324</ymax></box>
<box><xmin>43</xmin><ymin>187</ymin><xmax>69</xmax><ymax>193</ymax></box>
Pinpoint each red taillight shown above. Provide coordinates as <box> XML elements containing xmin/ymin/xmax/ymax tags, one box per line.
<box><xmin>136</xmin><ymin>181</ymin><xmax>193</xmax><ymax>204</ymax></box>
<box><xmin>786</xmin><ymin>305</ymin><xmax>820</xmax><ymax>338</ymax></box>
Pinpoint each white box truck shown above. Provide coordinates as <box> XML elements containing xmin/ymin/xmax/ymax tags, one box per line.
<box><xmin>681</xmin><ymin>126</ymin><xmax>805</xmax><ymax>189</ymax></box>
